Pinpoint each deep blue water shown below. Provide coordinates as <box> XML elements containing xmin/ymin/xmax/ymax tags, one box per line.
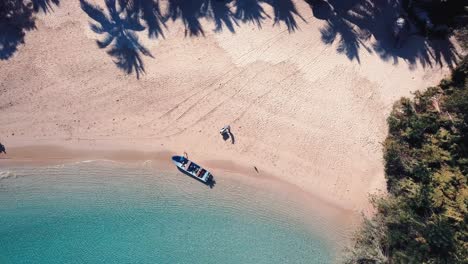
<box><xmin>0</xmin><ymin>162</ymin><xmax>334</xmax><ymax>264</ymax></box>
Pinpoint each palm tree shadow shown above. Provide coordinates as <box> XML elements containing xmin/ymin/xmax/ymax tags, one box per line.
<box><xmin>428</xmin><ymin>39</ymin><xmax>461</xmax><ymax>69</ymax></box>
<box><xmin>0</xmin><ymin>0</ymin><xmax>36</xmax><ymax>60</ymax></box>
<box><xmin>80</xmin><ymin>0</ymin><xmax>153</xmax><ymax>78</ymax></box>
<box><xmin>305</xmin><ymin>0</ymin><xmax>333</xmax><ymax>20</ymax></box>
<box><xmin>203</xmin><ymin>0</ymin><xmax>238</xmax><ymax>33</ymax></box>
<box><xmin>308</xmin><ymin>0</ymin><xmax>368</xmax><ymax>62</ymax></box>
<box><xmin>126</xmin><ymin>0</ymin><xmax>166</xmax><ymax>39</ymax></box>
<box><xmin>32</xmin><ymin>0</ymin><xmax>60</xmax><ymax>13</ymax></box>
<box><xmin>234</xmin><ymin>0</ymin><xmax>269</xmax><ymax>28</ymax></box>
<box><xmin>266</xmin><ymin>0</ymin><xmax>306</xmax><ymax>32</ymax></box>
<box><xmin>165</xmin><ymin>0</ymin><xmax>205</xmax><ymax>37</ymax></box>
<box><xmin>309</xmin><ymin>0</ymin><xmax>460</xmax><ymax>67</ymax></box>
<box><xmin>320</xmin><ymin>15</ymin><xmax>368</xmax><ymax>63</ymax></box>
<box><xmin>359</xmin><ymin>0</ymin><xmax>461</xmax><ymax>69</ymax></box>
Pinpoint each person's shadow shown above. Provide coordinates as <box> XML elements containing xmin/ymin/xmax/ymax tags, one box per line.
<box><xmin>229</xmin><ymin>131</ymin><xmax>235</xmax><ymax>144</ymax></box>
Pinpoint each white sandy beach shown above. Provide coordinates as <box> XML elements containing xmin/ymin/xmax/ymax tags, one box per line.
<box><xmin>0</xmin><ymin>0</ymin><xmax>461</xmax><ymax>216</ymax></box>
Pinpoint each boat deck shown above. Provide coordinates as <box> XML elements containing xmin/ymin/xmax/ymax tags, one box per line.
<box><xmin>172</xmin><ymin>156</ymin><xmax>213</xmax><ymax>184</ymax></box>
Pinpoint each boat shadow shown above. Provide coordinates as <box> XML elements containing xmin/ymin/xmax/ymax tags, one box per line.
<box><xmin>176</xmin><ymin>167</ymin><xmax>216</xmax><ymax>189</ymax></box>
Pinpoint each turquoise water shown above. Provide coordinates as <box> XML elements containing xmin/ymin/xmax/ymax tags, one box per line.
<box><xmin>0</xmin><ymin>162</ymin><xmax>334</xmax><ymax>264</ymax></box>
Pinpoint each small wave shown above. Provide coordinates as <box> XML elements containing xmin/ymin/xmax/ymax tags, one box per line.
<box><xmin>58</xmin><ymin>159</ymin><xmax>118</xmax><ymax>167</ymax></box>
<box><xmin>142</xmin><ymin>160</ymin><xmax>153</xmax><ymax>168</ymax></box>
<box><xmin>50</xmin><ymin>164</ymin><xmax>66</xmax><ymax>169</ymax></box>
<box><xmin>73</xmin><ymin>159</ymin><xmax>115</xmax><ymax>164</ymax></box>
<box><xmin>81</xmin><ymin>160</ymin><xmax>102</xmax><ymax>163</ymax></box>
<box><xmin>0</xmin><ymin>171</ymin><xmax>16</xmax><ymax>180</ymax></box>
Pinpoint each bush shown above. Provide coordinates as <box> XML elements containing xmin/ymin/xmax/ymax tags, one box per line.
<box><xmin>346</xmin><ymin>57</ymin><xmax>468</xmax><ymax>263</ymax></box>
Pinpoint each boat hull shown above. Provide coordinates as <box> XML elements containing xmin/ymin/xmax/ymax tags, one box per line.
<box><xmin>172</xmin><ymin>156</ymin><xmax>213</xmax><ymax>184</ymax></box>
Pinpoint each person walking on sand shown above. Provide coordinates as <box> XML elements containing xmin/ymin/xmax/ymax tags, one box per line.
<box><xmin>0</xmin><ymin>142</ymin><xmax>6</xmax><ymax>154</ymax></box>
<box><xmin>220</xmin><ymin>125</ymin><xmax>230</xmax><ymax>135</ymax></box>
<box><xmin>220</xmin><ymin>125</ymin><xmax>230</xmax><ymax>139</ymax></box>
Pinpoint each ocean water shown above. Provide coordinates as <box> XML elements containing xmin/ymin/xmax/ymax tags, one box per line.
<box><xmin>0</xmin><ymin>161</ymin><xmax>336</xmax><ymax>264</ymax></box>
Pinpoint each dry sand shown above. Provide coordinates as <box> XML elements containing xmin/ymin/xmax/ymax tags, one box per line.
<box><xmin>0</xmin><ymin>0</ymin><xmax>461</xmax><ymax>216</ymax></box>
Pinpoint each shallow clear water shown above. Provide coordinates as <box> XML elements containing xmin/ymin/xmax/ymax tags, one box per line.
<box><xmin>0</xmin><ymin>162</ymin><xmax>334</xmax><ymax>264</ymax></box>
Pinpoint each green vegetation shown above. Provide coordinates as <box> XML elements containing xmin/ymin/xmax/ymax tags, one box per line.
<box><xmin>346</xmin><ymin>57</ymin><xmax>468</xmax><ymax>263</ymax></box>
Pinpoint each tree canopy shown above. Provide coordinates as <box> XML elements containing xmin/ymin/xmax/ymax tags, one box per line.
<box><xmin>346</xmin><ymin>57</ymin><xmax>468</xmax><ymax>263</ymax></box>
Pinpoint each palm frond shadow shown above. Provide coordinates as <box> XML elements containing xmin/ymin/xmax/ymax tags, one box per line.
<box><xmin>0</xmin><ymin>0</ymin><xmax>54</xmax><ymax>60</ymax></box>
<box><xmin>234</xmin><ymin>0</ymin><xmax>269</xmax><ymax>29</ymax></box>
<box><xmin>267</xmin><ymin>0</ymin><xmax>306</xmax><ymax>33</ymax></box>
<box><xmin>308</xmin><ymin>0</ymin><xmax>461</xmax><ymax>67</ymax></box>
<box><xmin>237</xmin><ymin>0</ymin><xmax>305</xmax><ymax>32</ymax></box>
<box><xmin>125</xmin><ymin>0</ymin><xmax>166</xmax><ymax>38</ymax></box>
<box><xmin>32</xmin><ymin>0</ymin><xmax>60</xmax><ymax>13</ymax></box>
<box><xmin>320</xmin><ymin>15</ymin><xmax>369</xmax><ymax>63</ymax></box>
<box><xmin>80</xmin><ymin>0</ymin><xmax>154</xmax><ymax>78</ymax></box>
<box><xmin>203</xmin><ymin>0</ymin><xmax>238</xmax><ymax>33</ymax></box>
<box><xmin>165</xmin><ymin>0</ymin><xmax>206</xmax><ymax>37</ymax></box>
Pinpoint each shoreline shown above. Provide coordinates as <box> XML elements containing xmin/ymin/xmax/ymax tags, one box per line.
<box><xmin>0</xmin><ymin>132</ymin><xmax>386</xmax><ymax>215</ymax></box>
<box><xmin>0</xmin><ymin>142</ymin><xmax>362</xmax><ymax>229</ymax></box>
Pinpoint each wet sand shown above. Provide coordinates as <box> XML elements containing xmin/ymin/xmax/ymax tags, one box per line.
<box><xmin>0</xmin><ymin>143</ymin><xmax>357</xmax><ymax>218</ymax></box>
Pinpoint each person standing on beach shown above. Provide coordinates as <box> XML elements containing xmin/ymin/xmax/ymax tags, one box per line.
<box><xmin>0</xmin><ymin>142</ymin><xmax>6</xmax><ymax>154</ymax></box>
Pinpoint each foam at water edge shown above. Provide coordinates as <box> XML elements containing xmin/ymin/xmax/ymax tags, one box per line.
<box><xmin>0</xmin><ymin>171</ymin><xmax>16</xmax><ymax>180</ymax></box>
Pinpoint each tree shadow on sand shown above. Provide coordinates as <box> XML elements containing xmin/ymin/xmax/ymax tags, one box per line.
<box><xmin>234</xmin><ymin>0</ymin><xmax>269</xmax><ymax>29</ymax></box>
<box><xmin>307</xmin><ymin>0</ymin><xmax>461</xmax><ymax>67</ymax></box>
<box><xmin>232</xmin><ymin>0</ymin><xmax>303</xmax><ymax>32</ymax></box>
<box><xmin>32</xmin><ymin>0</ymin><xmax>60</xmax><ymax>13</ymax></box>
<box><xmin>203</xmin><ymin>0</ymin><xmax>238</xmax><ymax>33</ymax></box>
<box><xmin>164</xmin><ymin>0</ymin><xmax>305</xmax><ymax>36</ymax></box>
<box><xmin>0</xmin><ymin>0</ymin><xmax>36</xmax><ymax>60</ymax></box>
<box><xmin>75</xmin><ymin>0</ymin><xmax>311</xmax><ymax>77</ymax></box>
<box><xmin>165</xmin><ymin>0</ymin><xmax>246</xmax><ymax>36</ymax></box>
<box><xmin>165</xmin><ymin>0</ymin><xmax>206</xmax><ymax>37</ymax></box>
<box><xmin>313</xmin><ymin>0</ymin><xmax>368</xmax><ymax>63</ymax></box>
<box><xmin>0</xmin><ymin>0</ymin><xmax>60</xmax><ymax>60</ymax></box>
<box><xmin>267</xmin><ymin>0</ymin><xmax>306</xmax><ymax>33</ymax></box>
<box><xmin>80</xmin><ymin>0</ymin><xmax>154</xmax><ymax>79</ymax></box>
<box><xmin>123</xmin><ymin>0</ymin><xmax>166</xmax><ymax>39</ymax></box>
